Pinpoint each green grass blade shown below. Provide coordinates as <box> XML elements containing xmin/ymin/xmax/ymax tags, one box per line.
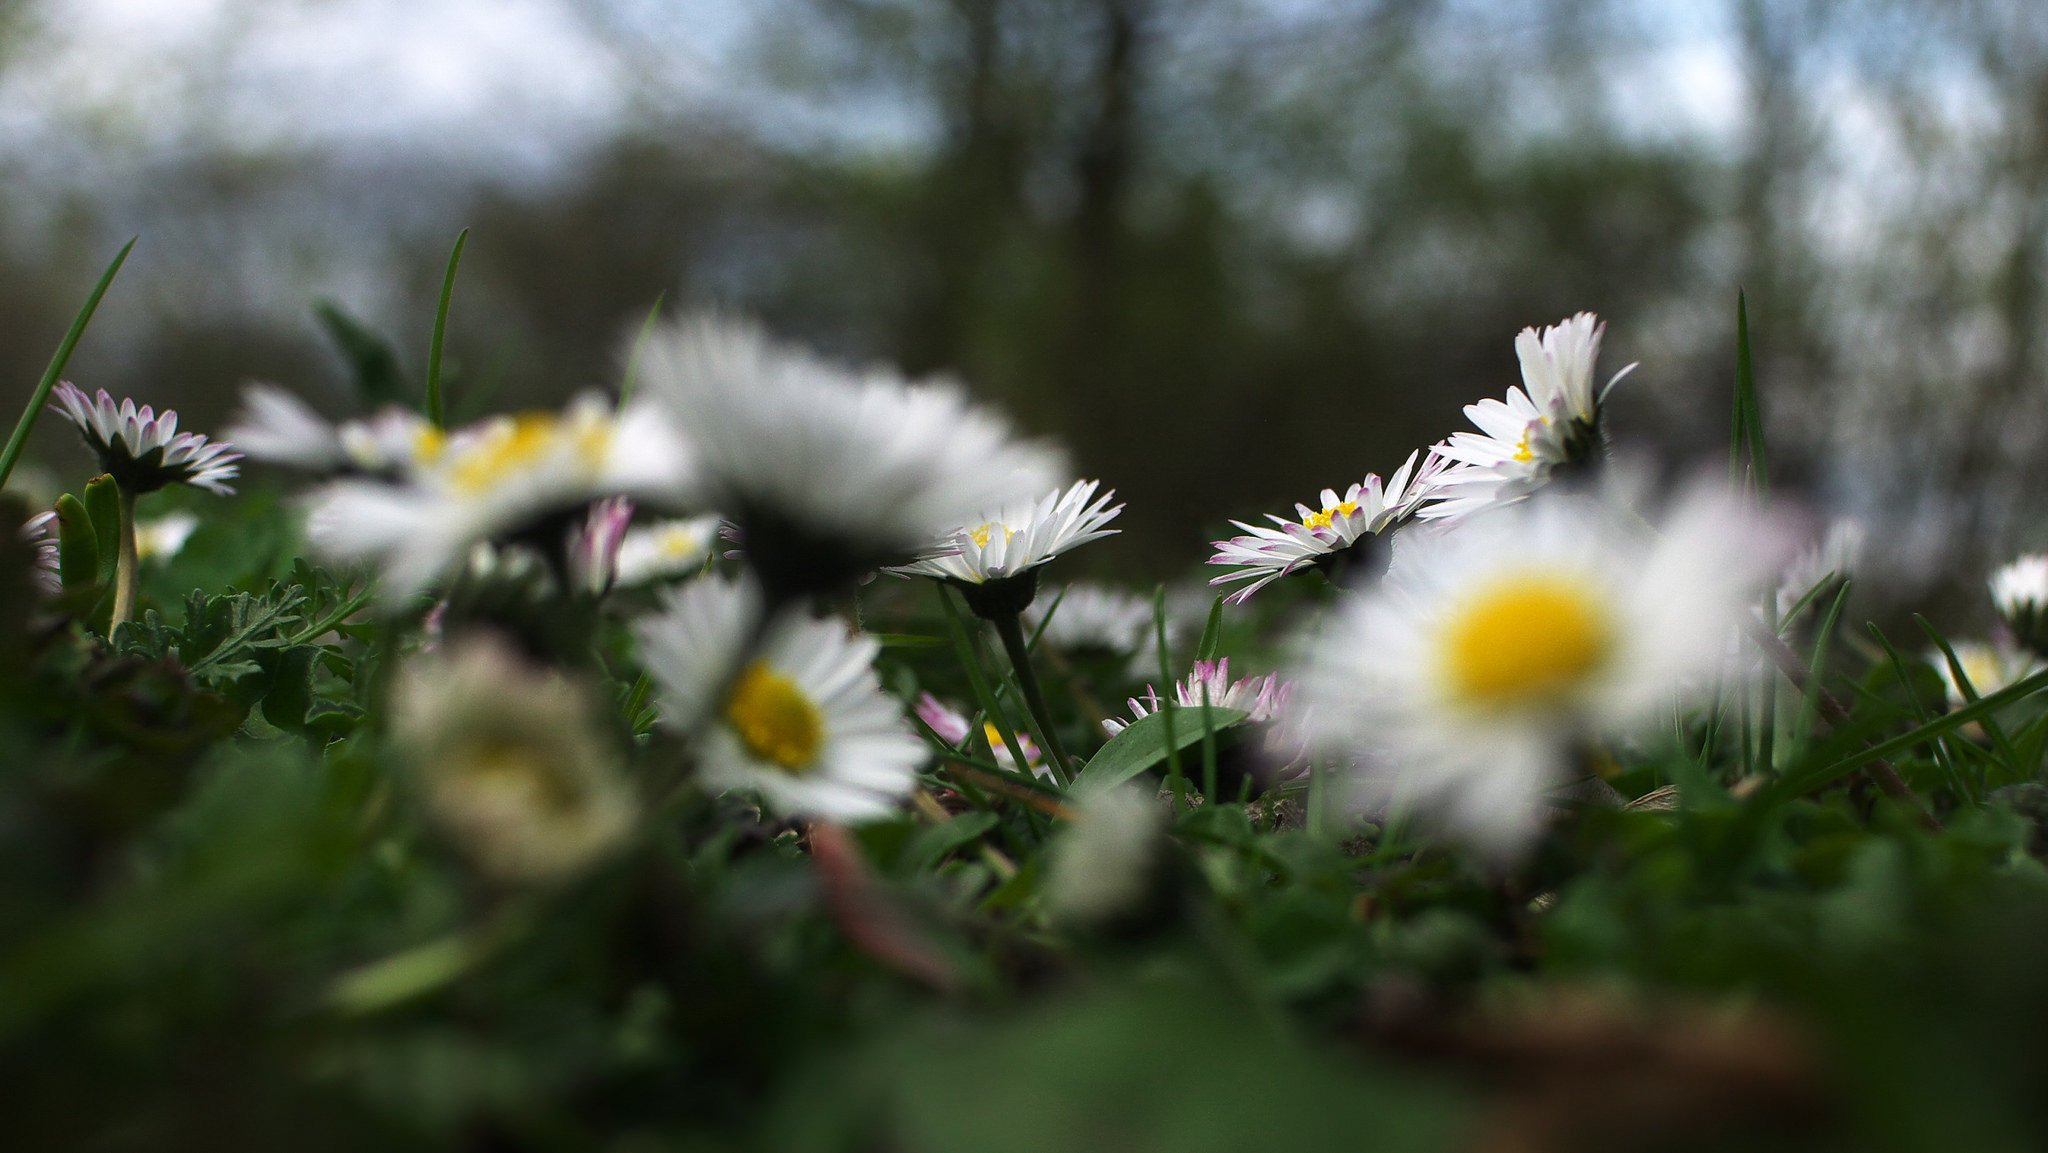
<box><xmin>1195</xmin><ymin>594</ymin><xmax>1225</xmax><ymax>663</ymax></box>
<box><xmin>0</xmin><ymin>238</ymin><xmax>136</xmax><ymax>490</ymax></box>
<box><xmin>935</xmin><ymin>586</ymin><xmax>1037</xmax><ymax>790</ymax></box>
<box><xmin>1730</xmin><ymin>289</ymin><xmax>1768</xmax><ymax>496</ymax></box>
<box><xmin>616</xmin><ymin>291</ymin><xmax>666</xmax><ymax>409</ymax></box>
<box><xmin>1777</xmin><ymin>666</ymin><xmax>2048</xmax><ymax>801</ymax></box>
<box><xmin>1154</xmin><ymin>586</ymin><xmax>1184</xmax><ymax>805</ymax></box>
<box><xmin>424</xmin><ymin>228</ymin><xmax>469</xmax><ymax>428</ymax></box>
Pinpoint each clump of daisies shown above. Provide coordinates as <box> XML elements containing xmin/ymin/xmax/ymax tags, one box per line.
<box><xmin>635</xmin><ymin>314</ymin><xmax>1064</xmax><ymax>604</ymax></box>
<box><xmin>1991</xmin><ymin>554</ymin><xmax>2048</xmax><ymax>659</ymax></box>
<box><xmin>49</xmin><ymin>382</ymin><xmax>241</xmax><ymax>625</ymax></box>
<box><xmin>306</xmin><ymin>393</ymin><xmax>693</xmax><ymax>605</ymax></box>
<box><xmin>391</xmin><ymin>635</ymin><xmax>636</xmax><ymax>885</ymax></box>
<box><xmin>1207</xmin><ymin>449</ymin><xmax>1447</xmax><ymax>604</ymax></box>
<box><xmin>1296</xmin><ymin>481</ymin><xmax>1783</xmax><ymax>860</ymax></box>
<box><xmin>1422</xmin><ymin>312</ymin><xmax>1635</xmax><ymax>520</ymax></box>
<box><xmin>633</xmin><ymin>574</ymin><xmax>927</xmax><ymax>822</ymax></box>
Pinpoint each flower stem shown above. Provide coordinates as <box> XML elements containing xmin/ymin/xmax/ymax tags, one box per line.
<box><xmin>991</xmin><ymin>611</ymin><xmax>1075</xmax><ymax>786</ymax></box>
<box><xmin>110</xmin><ymin>485</ymin><xmax>139</xmax><ymax>629</ymax></box>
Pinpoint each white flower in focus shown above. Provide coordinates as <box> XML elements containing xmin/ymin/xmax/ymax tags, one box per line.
<box><xmin>1103</xmin><ymin>658</ymin><xmax>1293</xmax><ymax>736</ymax></box>
<box><xmin>135</xmin><ymin>511</ymin><xmax>199</xmax><ymax>563</ymax></box>
<box><xmin>1929</xmin><ymin>640</ymin><xmax>2040</xmax><ymax>710</ymax></box>
<box><xmin>1043</xmin><ymin>782</ymin><xmax>1167</xmax><ymax>926</ymax></box>
<box><xmin>1207</xmin><ymin>450</ymin><xmax>1448</xmax><ymax>604</ymax></box>
<box><xmin>392</xmin><ymin>635</ymin><xmax>636</xmax><ymax>884</ymax></box>
<box><xmin>1421</xmin><ymin>313</ymin><xmax>1633</xmax><ymax>521</ymax></box>
<box><xmin>1991</xmin><ymin>554</ymin><xmax>2048</xmax><ymax>657</ymax></box>
<box><xmin>226</xmin><ymin>383</ymin><xmax>442</xmax><ymax>476</ymax></box>
<box><xmin>21</xmin><ymin>509</ymin><xmax>58</xmax><ymax>593</ymax></box>
<box><xmin>1298</xmin><ymin>485</ymin><xmax>1779</xmax><ymax>860</ymax></box>
<box><xmin>1023</xmin><ymin>583</ymin><xmax>1157</xmax><ymax>656</ymax></box>
<box><xmin>1775</xmin><ymin>517</ymin><xmax>1865</xmax><ymax>621</ymax></box>
<box><xmin>305</xmin><ymin>395</ymin><xmax>692</xmax><ymax>602</ymax></box>
<box><xmin>634</xmin><ymin>574</ymin><xmax>927</xmax><ymax>822</ymax></box>
<box><xmin>50</xmin><ymin>382</ymin><xmax>241</xmax><ymax>494</ymax></box>
<box><xmin>913</xmin><ymin>692</ymin><xmax>1046</xmax><ymax>777</ymax></box>
<box><xmin>614</xmin><ymin>514</ymin><xmax>723</xmax><ymax>587</ymax></box>
<box><xmin>635</xmin><ymin>315</ymin><xmax>1064</xmax><ymax>598</ymax></box>
<box><xmin>892</xmin><ymin>480</ymin><xmax>1121</xmax><ymax>586</ymax></box>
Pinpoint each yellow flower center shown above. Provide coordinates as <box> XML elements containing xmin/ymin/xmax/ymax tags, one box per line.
<box><xmin>456</xmin><ymin>741</ymin><xmax>577</xmax><ymax>815</ymax></box>
<box><xmin>725</xmin><ymin>662</ymin><xmax>825</xmax><ymax>772</ymax></box>
<box><xmin>969</xmin><ymin>522</ymin><xmax>1017</xmax><ymax>549</ymax></box>
<box><xmin>1302</xmin><ymin>500</ymin><xmax>1361</xmax><ymax>532</ymax></box>
<box><xmin>445</xmin><ymin>412</ymin><xmax>612</xmax><ymax>494</ymax></box>
<box><xmin>1441</xmin><ymin>573</ymin><xmax>1613</xmax><ymax>708</ymax></box>
<box><xmin>658</xmin><ymin>527</ymin><xmax>701</xmax><ymax>557</ymax></box>
<box><xmin>1511</xmin><ymin>417</ymin><xmax>1551</xmax><ymax>465</ymax></box>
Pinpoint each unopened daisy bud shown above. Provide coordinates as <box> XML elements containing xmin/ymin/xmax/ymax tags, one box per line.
<box><xmin>1991</xmin><ymin>554</ymin><xmax>2048</xmax><ymax>658</ymax></box>
<box><xmin>636</xmin><ymin>315</ymin><xmax>1064</xmax><ymax>603</ymax></box>
<box><xmin>1044</xmin><ymin>782</ymin><xmax>1168</xmax><ymax>926</ymax></box>
<box><xmin>50</xmin><ymin>382</ymin><xmax>241</xmax><ymax>495</ymax></box>
<box><xmin>891</xmin><ymin>479</ymin><xmax>1122</xmax><ymax>618</ymax></box>
<box><xmin>392</xmin><ymin>635</ymin><xmax>636</xmax><ymax>884</ymax></box>
<box><xmin>567</xmin><ymin>496</ymin><xmax>634</xmax><ymax>597</ymax></box>
<box><xmin>634</xmin><ymin>574</ymin><xmax>927</xmax><ymax>822</ymax></box>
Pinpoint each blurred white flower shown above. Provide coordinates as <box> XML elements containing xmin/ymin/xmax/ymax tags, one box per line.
<box><xmin>1776</xmin><ymin>517</ymin><xmax>1865</xmax><ymax>621</ymax></box>
<box><xmin>1422</xmin><ymin>313</ymin><xmax>1633</xmax><ymax>520</ymax></box>
<box><xmin>913</xmin><ymin>692</ymin><xmax>1046</xmax><ymax>777</ymax></box>
<box><xmin>1043</xmin><ymin>782</ymin><xmax>1167</xmax><ymax>926</ymax></box>
<box><xmin>614</xmin><ymin>514</ymin><xmax>722</xmax><ymax>587</ymax></box>
<box><xmin>567</xmin><ymin>496</ymin><xmax>635</xmax><ymax>597</ymax></box>
<box><xmin>21</xmin><ymin>509</ymin><xmax>58</xmax><ymax>593</ymax></box>
<box><xmin>225</xmin><ymin>383</ymin><xmax>443</xmax><ymax>476</ymax></box>
<box><xmin>634</xmin><ymin>574</ymin><xmax>927</xmax><ymax>822</ymax></box>
<box><xmin>1991</xmin><ymin>553</ymin><xmax>2048</xmax><ymax>656</ymax></box>
<box><xmin>306</xmin><ymin>394</ymin><xmax>692</xmax><ymax>603</ymax></box>
<box><xmin>1298</xmin><ymin>484</ymin><xmax>1780</xmax><ymax>860</ymax></box>
<box><xmin>50</xmin><ymin>382</ymin><xmax>241</xmax><ymax>494</ymax></box>
<box><xmin>1929</xmin><ymin>639</ymin><xmax>2040</xmax><ymax>709</ymax></box>
<box><xmin>892</xmin><ymin>479</ymin><xmax>1121</xmax><ymax>588</ymax></box>
<box><xmin>1023</xmin><ymin>582</ymin><xmax>1156</xmax><ymax>656</ymax></box>
<box><xmin>1208</xmin><ymin>450</ymin><xmax>1448</xmax><ymax>603</ymax></box>
<box><xmin>392</xmin><ymin>635</ymin><xmax>636</xmax><ymax>884</ymax></box>
<box><xmin>635</xmin><ymin>314</ymin><xmax>1064</xmax><ymax>599</ymax></box>
<box><xmin>135</xmin><ymin>511</ymin><xmax>199</xmax><ymax>564</ymax></box>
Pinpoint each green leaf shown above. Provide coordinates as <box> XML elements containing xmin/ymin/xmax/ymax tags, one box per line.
<box><xmin>425</xmin><ymin>227</ymin><xmax>469</xmax><ymax>427</ymax></box>
<box><xmin>53</xmin><ymin>492</ymin><xmax>99</xmax><ymax>592</ymax></box>
<box><xmin>900</xmin><ymin>812</ymin><xmax>1001</xmax><ymax>873</ymax></box>
<box><xmin>82</xmin><ymin>474</ymin><xmax>120</xmax><ymax>588</ymax></box>
<box><xmin>0</xmin><ymin>237</ymin><xmax>134</xmax><ymax>490</ymax></box>
<box><xmin>1073</xmin><ymin>705</ymin><xmax>1248</xmax><ymax>792</ymax></box>
<box><xmin>313</xmin><ymin>300</ymin><xmax>410</xmax><ymax>408</ymax></box>
<box><xmin>1194</xmin><ymin>594</ymin><xmax>1226</xmax><ymax>663</ymax></box>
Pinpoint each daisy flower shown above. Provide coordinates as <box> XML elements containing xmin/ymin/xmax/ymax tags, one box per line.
<box><xmin>634</xmin><ymin>574</ymin><xmax>927</xmax><ymax>822</ymax></box>
<box><xmin>1930</xmin><ymin>639</ymin><xmax>2041</xmax><ymax>710</ymax></box>
<box><xmin>913</xmin><ymin>692</ymin><xmax>1048</xmax><ymax>778</ymax></box>
<box><xmin>613</xmin><ymin>514</ymin><xmax>723</xmax><ymax>587</ymax></box>
<box><xmin>635</xmin><ymin>314</ymin><xmax>1064</xmax><ymax>602</ymax></box>
<box><xmin>1104</xmin><ymin>658</ymin><xmax>1293</xmax><ymax>735</ymax></box>
<box><xmin>391</xmin><ymin>634</ymin><xmax>636</xmax><ymax>884</ymax></box>
<box><xmin>21</xmin><ymin>509</ymin><xmax>59</xmax><ymax>594</ymax></box>
<box><xmin>891</xmin><ymin>479</ymin><xmax>1122</xmax><ymax>617</ymax></box>
<box><xmin>1421</xmin><ymin>312</ymin><xmax>1635</xmax><ymax>521</ymax></box>
<box><xmin>1297</xmin><ymin>483</ymin><xmax>1781</xmax><ymax>860</ymax></box>
<box><xmin>225</xmin><ymin>383</ymin><xmax>442</xmax><ymax>476</ymax></box>
<box><xmin>1207</xmin><ymin>449</ymin><xmax>1448</xmax><ymax>604</ymax></box>
<box><xmin>1775</xmin><ymin>517</ymin><xmax>1865</xmax><ymax>622</ymax></box>
<box><xmin>1991</xmin><ymin>554</ymin><xmax>2048</xmax><ymax>658</ymax></box>
<box><xmin>305</xmin><ymin>394</ymin><xmax>693</xmax><ymax>603</ymax></box>
<box><xmin>50</xmin><ymin>382</ymin><xmax>241</xmax><ymax>495</ymax></box>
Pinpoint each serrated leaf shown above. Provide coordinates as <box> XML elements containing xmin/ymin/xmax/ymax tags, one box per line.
<box><xmin>1073</xmin><ymin>706</ymin><xmax>1249</xmax><ymax>793</ymax></box>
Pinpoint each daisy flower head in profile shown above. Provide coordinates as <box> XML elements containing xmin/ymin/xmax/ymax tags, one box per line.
<box><xmin>613</xmin><ymin>514</ymin><xmax>724</xmax><ymax>588</ymax></box>
<box><xmin>634</xmin><ymin>314</ymin><xmax>1065</xmax><ymax>604</ymax></box>
<box><xmin>1104</xmin><ymin>658</ymin><xmax>1293</xmax><ymax>736</ymax></box>
<box><xmin>1991</xmin><ymin>554</ymin><xmax>2048</xmax><ymax>659</ymax></box>
<box><xmin>1207</xmin><ymin>449</ymin><xmax>1449</xmax><ymax>605</ymax></box>
<box><xmin>1929</xmin><ymin>638</ymin><xmax>2041</xmax><ymax>711</ymax></box>
<box><xmin>50</xmin><ymin>382</ymin><xmax>241</xmax><ymax>496</ymax></box>
<box><xmin>1297</xmin><ymin>481</ymin><xmax>1783</xmax><ymax>861</ymax></box>
<box><xmin>225</xmin><ymin>382</ymin><xmax>443</xmax><ymax>477</ymax></box>
<box><xmin>890</xmin><ymin>479</ymin><xmax>1122</xmax><ymax>619</ymax></box>
<box><xmin>1421</xmin><ymin>312</ymin><xmax>1636</xmax><ymax>521</ymax></box>
<box><xmin>633</xmin><ymin>573</ymin><xmax>927</xmax><ymax>822</ymax></box>
<box><xmin>306</xmin><ymin>393</ymin><xmax>693</xmax><ymax>605</ymax></box>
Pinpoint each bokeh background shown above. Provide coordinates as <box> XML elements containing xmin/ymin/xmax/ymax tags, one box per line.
<box><xmin>3</xmin><ymin>0</ymin><xmax>2045</xmax><ymax>596</ymax></box>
